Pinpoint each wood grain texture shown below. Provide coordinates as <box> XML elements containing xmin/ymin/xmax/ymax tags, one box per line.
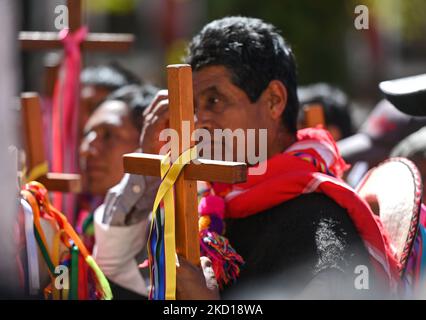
<box><xmin>21</xmin><ymin>92</ymin><xmax>82</xmax><ymax>193</ymax></box>
<box><xmin>167</xmin><ymin>65</ymin><xmax>200</xmax><ymax>265</ymax></box>
<box><xmin>19</xmin><ymin>32</ymin><xmax>134</xmax><ymax>51</ymax></box>
<box><xmin>39</xmin><ymin>173</ymin><xmax>81</xmax><ymax>193</ymax></box>
<box><xmin>21</xmin><ymin>93</ymin><xmax>46</xmax><ymax>170</ymax></box>
<box><xmin>68</xmin><ymin>0</ymin><xmax>82</xmax><ymax>32</ymax></box>
<box><xmin>123</xmin><ymin>153</ymin><xmax>247</xmax><ymax>184</ymax></box>
<box><xmin>304</xmin><ymin>103</ymin><xmax>326</xmax><ymax>128</ymax></box>
<box><xmin>123</xmin><ymin>65</ymin><xmax>249</xmax><ymax>269</ymax></box>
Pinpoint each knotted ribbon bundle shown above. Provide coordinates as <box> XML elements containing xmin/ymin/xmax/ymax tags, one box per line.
<box><xmin>148</xmin><ymin>147</ymin><xmax>197</xmax><ymax>300</ymax></box>
<box><xmin>21</xmin><ymin>181</ymin><xmax>112</xmax><ymax>300</ymax></box>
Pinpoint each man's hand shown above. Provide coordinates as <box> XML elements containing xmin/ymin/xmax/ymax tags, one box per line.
<box><xmin>176</xmin><ymin>255</ymin><xmax>220</xmax><ymax>300</ymax></box>
<box><xmin>140</xmin><ymin>90</ymin><xmax>170</xmax><ymax>155</ymax></box>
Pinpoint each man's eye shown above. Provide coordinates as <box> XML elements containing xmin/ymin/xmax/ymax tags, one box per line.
<box><xmin>103</xmin><ymin>130</ymin><xmax>112</xmax><ymax>141</ymax></box>
<box><xmin>208</xmin><ymin>97</ymin><xmax>219</xmax><ymax>104</ymax></box>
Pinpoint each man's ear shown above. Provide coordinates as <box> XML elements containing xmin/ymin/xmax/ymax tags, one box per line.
<box><xmin>263</xmin><ymin>80</ymin><xmax>288</xmax><ymax>121</ymax></box>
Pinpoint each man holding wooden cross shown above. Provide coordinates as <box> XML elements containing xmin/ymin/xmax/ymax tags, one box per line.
<box><xmin>94</xmin><ymin>17</ymin><xmax>399</xmax><ymax>299</ymax></box>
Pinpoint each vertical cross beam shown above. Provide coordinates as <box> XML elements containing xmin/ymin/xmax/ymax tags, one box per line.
<box><xmin>304</xmin><ymin>103</ymin><xmax>326</xmax><ymax>128</ymax></box>
<box><xmin>167</xmin><ymin>65</ymin><xmax>200</xmax><ymax>265</ymax></box>
<box><xmin>21</xmin><ymin>93</ymin><xmax>46</xmax><ymax>173</ymax></box>
<box><xmin>21</xmin><ymin>92</ymin><xmax>81</xmax><ymax>193</ymax></box>
<box><xmin>123</xmin><ymin>64</ymin><xmax>247</xmax><ymax>271</ymax></box>
<box><xmin>68</xmin><ymin>0</ymin><xmax>82</xmax><ymax>32</ymax></box>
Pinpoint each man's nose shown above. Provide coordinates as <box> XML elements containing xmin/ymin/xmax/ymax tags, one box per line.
<box><xmin>194</xmin><ymin>110</ymin><xmax>214</xmax><ymax>132</ymax></box>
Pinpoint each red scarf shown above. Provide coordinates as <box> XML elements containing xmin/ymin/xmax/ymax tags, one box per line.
<box><xmin>220</xmin><ymin>128</ymin><xmax>400</xmax><ymax>290</ymax></box>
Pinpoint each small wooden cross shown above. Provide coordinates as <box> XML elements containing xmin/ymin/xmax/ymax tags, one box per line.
<box><xmin>303</xmin><ymin>103</ymin><xmax>326</xmax><ymax>128</ymax></box>
<box><xmin>123</xmin><ymin>64</ymin><xmax>247</xmax><ymax>265</ymax></box>
<box><xmin>19</xmin><ymin>0</ymin><xmax>134</xmax><ymax>191</ymax></box>
<box><xmin>20</xmin><ymin>92</ymin><xmax>81</xmax><ymax>193</ymax></box>
<box><xmin>20</xmin><ymin>0</ymin><xmax>133</xmax><ymax>52</ymax></box>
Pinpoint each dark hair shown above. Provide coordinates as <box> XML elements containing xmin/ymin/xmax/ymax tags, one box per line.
<box><xmin>185</xmin><ymin>16</ymin><xmax>299</xmax><ymax>134</ymax></box>
<box><xmin>106</xmin><ymin>84</ymin><xmax>158</xmax><ymax>131</ymax></box>
<box><xmin>81</xmin><ymin>62</ymin><xmax>141</xmax><ymax>91</ymax></box>
<box><xmin>298</xmin><ymin>83</ymin><xmax>354</xmax><ymax>138</ymax></box>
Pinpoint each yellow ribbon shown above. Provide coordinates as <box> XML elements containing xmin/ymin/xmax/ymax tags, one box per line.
<box><xmin>23</xmin><ymin>161</ymin><xmax>49</xmax><ymax>183</ymax></box>
<box><xmin>150</xmin><ymin>146</ymin><xmax>198</xmax><ymax>300</ymax></box>
<box><xmin>22</xmin><ymin>182</ymin><xmax>113</xmax><ymax>300</ymax></box>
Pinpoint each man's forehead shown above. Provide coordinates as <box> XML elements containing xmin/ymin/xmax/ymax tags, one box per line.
<box><xmin>98</xmin><ymin>100</ymin><xmax>128</xmax><ymax>113</ymax></box>
<box><xmin>81</xmin><ymin>84</ymin><xmax>111</xmax><ymax>99</ymax></box>
<box><xmin>85</xmin><ymin>100</ymin><xmax>128</xmax><ymax>129</ymax></box>
<box><xmin>193</xmin><ymin>65</ymin><xmax>233</xmax><ymax>92</ymax></box>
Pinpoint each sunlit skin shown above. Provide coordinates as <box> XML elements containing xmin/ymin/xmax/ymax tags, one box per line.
<box><xmin>141</xmin><ymin>65</ymin><xmax>295</xmax><ymax>164</ymax></box>
<box><xmin>139</xmin><ymin>65</ymin><xmax>298</xmax><ymax>299</ymax></box>
<box><xmin>79</xmin><ymin>100</ymin><xmax>140</xmax><ymax>196</ymax></box>
<box><xmin>175</xmin><ymin>66</ymin><xmax>297</xmax><ymax>299</ymax></box>
<box><xmin>192</xmin><ymin>65</ymin><xmax>295</xmax><ymax>163</ymax></box>
<box><xmin>79</xmin><ymin>85</ymin><xmax>112</xmax><ymax>142</ymax></box>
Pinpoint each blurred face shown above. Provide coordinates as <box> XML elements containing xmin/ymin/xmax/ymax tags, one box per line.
<box><xmin>80</xmin><ymin>85</ymin><xmax>112</xmax><ymax>116</ymax></box>
<box><xmin>79</xmin><ymin>100</ymin><xmax>140</xmax><ymax>195</ymax></box>
<box><xmin>79</xmin><ymin>85</ymin><xmax>112</xmax><ymax>140</ymax></box>
<box><xmin>193</xmin><ymin>65</ymin><xmax>287</xmax><ymax>163</ymax></box>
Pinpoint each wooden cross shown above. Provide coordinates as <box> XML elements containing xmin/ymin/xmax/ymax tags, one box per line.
<box><xmin>303</xmin><ymin>103</ymin><xmax>326</xmax><ymax>128</ymax></box>
<box><xmin>19</xmin><ymin>0</ymin><xmax>134</xmax><ymax>191</ymax></box>
<box><xmin>123</xmin><ymin>64</ymin><xmax>248</xmax><ymax>265</ymax></box>
<box><xmin>20</xmin><ymin>0</ymin><xmax>133</xmax><ymax>52</ymax></box>
<box><xmin>20</xmin><ymin>92</ymin><xmax>81</xmax><ymax>193</ymax></box>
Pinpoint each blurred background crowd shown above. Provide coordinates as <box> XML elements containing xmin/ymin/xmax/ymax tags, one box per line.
<box><xmin>0</xmin><ymin>0</ymin><xmax>425</xmax><ymax>298</ymax></box>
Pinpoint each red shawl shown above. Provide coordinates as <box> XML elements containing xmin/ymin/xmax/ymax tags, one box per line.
<box><xmin>221</xmin><ymin>128</ymin><xmax>400</xmax><ymax>290</ymax></box>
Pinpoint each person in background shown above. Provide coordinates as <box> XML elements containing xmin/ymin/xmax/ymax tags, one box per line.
<box><xmin>338</xmin><ymin>100</ymin><xmax>426</xmax><ymax>187</ymax></box>
<box><xmin>391</xmin><ymin>127</ymin><xmax>426</xmax><ymax>202</ymax></box>
<box><xmin>93</xmin><ymin>16</ymin><xmax>398</xmax><ymax>300</ymax></box>
<box><xmin>80</xmin><ymin>62</ymin><xmax>142</xmax><ymax>141</ymax></box>
<box><xmin>78</xmin><ymin>84</ymin><xmax>158</xmax><ymax>252</ymax></box>
<box><xmin>298</xmin><ymin>83</ymin><xmax>354</xmax><ymax>141</ymax></box>
<box><xmin>77</xmin><ymin>63</ymin><xmax>143</xmax><ymax>229</ymax></box>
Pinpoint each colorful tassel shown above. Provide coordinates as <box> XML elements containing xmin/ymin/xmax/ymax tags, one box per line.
<box><xmin>21</xmin><ymin>181</ymin><xmax>112</xmax><ymax>300</ymax></box>
<box><xmin>198</xmin><ymin>193</ymin><xmax>244</xmax><ymax>289</ymax></box>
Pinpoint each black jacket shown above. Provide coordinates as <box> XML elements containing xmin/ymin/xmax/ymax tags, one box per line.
<box><xmin>223</xmin><ymin>193</ymin><xmax>384</xmax><ymax>299</ymax></box>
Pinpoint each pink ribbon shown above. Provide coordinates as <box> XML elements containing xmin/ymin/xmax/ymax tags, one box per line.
<box><xmin>51</xmin><ymin>27</ymin><xmax>87</xmax><ymax>219</ymax></box>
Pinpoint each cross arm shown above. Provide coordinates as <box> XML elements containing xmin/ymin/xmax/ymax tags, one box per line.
<box><xmin>38</xmin><ymin>173</ymin><xmax>81</xmax><ymax>193</ymax></box>
<box><xmin>19</xmin><ymin>32</ymin><xmax>134</xmax><ymax>51</ymax></box>
<box><xmin>123</xmin><ymin>153</ymin><xmax>248</xmax><ymax>184</ymax></box>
